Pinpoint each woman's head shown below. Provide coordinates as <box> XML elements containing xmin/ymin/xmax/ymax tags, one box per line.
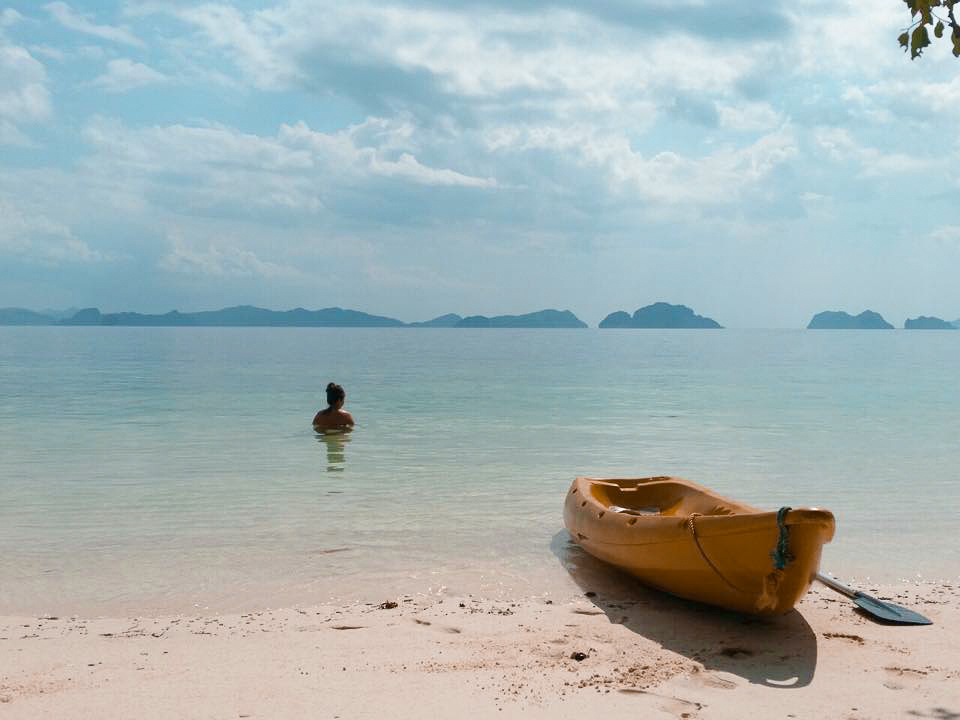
<box><xmin>326</xmin><ymin>382</ymin><xmax>346</xmax><ymax>407</ymax></box>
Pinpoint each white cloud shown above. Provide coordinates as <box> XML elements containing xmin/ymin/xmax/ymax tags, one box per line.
<box><xmin>0</xmin><ymin>42</ymin><xmax>51</xmax><ymax>144</ymax></box>
<box><xmin>799</xmin><ymin>191</ymin><xmax>834</xmax><ymax>220</ymax></box>
<box><xmin>0</xmin><ymin>45</ymin><xmax>50</xmax><ymax>120</ymax></box>
<box><xmin>45</xmin><ymin>2</ymin><xmax>144</xmax><ymax>47</ymax></box>
<box><xmin>788</xmin><ymin>0</ymin><xmax>905</xmax><ymax>76</ymax></box>
<box><xmin>78</xmin><ymin>115</ymin><xmax>495</xmax><ymax>219</ymax></box>
<box><xmin>91</xmin><ymin>58</ymin><xmax>168</xmax><ymax>93</ymax></box>
<box><xmin>718</xmin><ymin>101</ymin><xmax>784</xmax><ymax>132</ymax></box>
<box><xmin>0</xmin><ymin>119</ymin><xmax>29</xmax><ymax>145</ymax></box>
<box><xmin>148</xmin><ymin>0</ymin><xmax>763</xmax><ymax>120</ymax></box>
<box><xmin>171</xmin><ymin>3</ymin><xmax>298</xmax><ymax>88</ymax></box>
<box><xmin>813</xmin><ymin>127</ymin><xmax>931</xmax><ymax>177</ymax></box>
<box><xmin>481</xmin><ymin>122</ymin><xmax>797</xmax><ymax>207</ymax></box>
<box><xmin>1</xmin><ymin>8</ymin><xmax>23</xmax><ymax>27</ymax></box>
<box><xmin>83</xmin><ymin>117</ymin><xmax>314</xmax><ymax>173</ymax></box>
<box><xmin>840</xmin><ymin>85</ymin><xmax>894</xmax><ymax>125</ymax></box>
<box><xmin>159</xmin><ymin>235</ymin><xmax>301</xmax><ymax>278</ymax></box>
<box><xmin>930</xmin><ymin>225</ymin><xmax>960</xmax><ymax>247</ymax></box>
<box><xmin>622</xmin><ymin>129</ymin><xmax>798</xmax><ymax>205</ymax></box>
<box><xmin>865</xmin><ymin>75</ymin><xmax>960</xmax><ymax>120</ymax></box>
<box><xmin>378</xmin><ymin>152</ymin><xmax>495</xmax><ymax>187</ymax></box>
<box><xmin>0</xmin><ymin>196</ymin><xmax>102</xmax><ymax>263</ymax></box>
<box><xmin>281</xmin><ymin>119</ymin><xmax>495</xmax><ymax>188</ymax></box>
<box><xmin>28</xmin><ymin>44</ymin><xmax>67</xmax><ymax>62</ymax></box>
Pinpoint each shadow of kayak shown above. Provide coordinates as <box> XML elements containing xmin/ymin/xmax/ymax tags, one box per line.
<box><xmin>550</xmin><ymin>530</ymin><xmax>818</xmax><ymax>688</ymax></box>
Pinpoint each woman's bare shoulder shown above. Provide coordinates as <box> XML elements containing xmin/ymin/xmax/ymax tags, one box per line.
<box><xmin>314</xmin><ymin>411</ymin><xmax>353</xmax><ymax>429</ymax></box>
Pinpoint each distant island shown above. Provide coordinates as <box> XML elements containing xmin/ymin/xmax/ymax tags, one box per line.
<box><xmin>0</xmin><ymin>308</ymin><xmax>56</xmax><ymax>325</ymax></box>
<box><xmin>1</xmin><ymin>306</ymin><xmax>588</xmax><ymax>328</ymax></box>
<box><xmin>59</xmin><ymin>306</ymin><xmax>406</xmax><ymax>327</ymax></box>
<box><xmin>599</xmin><ymin>302</ymin><xmax>722</xmax><ymax>329</ymax></box>
<box><xmin>407</xmin><ymin>313</ymin><xmax>463</xmax><ymax>328</ymax></box>
<box><xmin>807</xmin><ymin>310</ymin><xmax>894</xmax><ymax>329</ymax></box>
<box><xmin>453</xmin><ymin>310</ymin><xmax>586</xmax><ymax>328</ymax></box>
<box><xmin>904</xmin><ymin>316</ymin><xmax>957</xmax><ymax>330</ymax></box>
<box><xmin>409</xmin><ymin>310</ymin><xmax>586</xmax><ymax>328</ymax></box>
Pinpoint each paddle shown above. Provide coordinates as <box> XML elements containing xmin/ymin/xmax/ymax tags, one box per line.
<box><xmin>815</xmin><ymin>573</ymin><xmax>932</xmax><ymax>625</ymax></box>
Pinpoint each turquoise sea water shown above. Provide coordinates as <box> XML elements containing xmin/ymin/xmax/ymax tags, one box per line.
<box><xmin>1</xmin><ymin>327</ymin><xmax>957</xmax><ymax>615</ymax></box>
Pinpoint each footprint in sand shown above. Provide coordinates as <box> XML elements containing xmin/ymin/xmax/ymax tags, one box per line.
<box><xmin>698</xmin><ymin>673</ymin><xmax>737</xmax><ymax>690</ymax></box>
<box><xmin>883</xmin><ymin>666</ymin><xmax>928</xmax><ymax>676</ymax></box>
<box><xmin>412</xmin><ymin>618</ymin><xmax>461</xmax><ymax>633</ymax></box>
<box><xmin>881</xmin><ymin>666</ymin><xmax>929</xmax><ymax>691</ymax></box>
<box><xmin>660</xmin><ymin>696</ymin><xmax>703</xmax><ymax>718</ymax></box>
<box><xmin>617</xmin><ymin>689</ymin><xmax>703</xmax><ymax>717</ymax></box>
<box><xmin>676</xmin><ymin>668</ymin><xmax>738</xmax><ymax>691</ymax></box>
<box><xmin>822</xmin><ymin>632</ymin><xmax>865</xmax><ymax>644</ymax></box>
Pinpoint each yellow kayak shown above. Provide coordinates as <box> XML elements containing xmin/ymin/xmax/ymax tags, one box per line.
<box><xmin>563</xmin><ymin>476</ymin><xmax>835</xmax><ymax>615</ymax></box>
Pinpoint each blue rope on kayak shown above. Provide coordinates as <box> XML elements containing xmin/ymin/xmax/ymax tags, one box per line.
<box><xmin>771</xmin><ymin>506</ymin><xmax>794</xmax><ymax>570</ymax></box>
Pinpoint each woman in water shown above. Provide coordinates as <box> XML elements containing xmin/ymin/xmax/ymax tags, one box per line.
<box><xmin>312</xmin><ymin>382</ymin><xmax>355</xmax><ymax>431</ymax></box>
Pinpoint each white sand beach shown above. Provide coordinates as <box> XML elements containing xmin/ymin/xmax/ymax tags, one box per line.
<box><xmin>2</xmin><ymin>579</ymin><xmax>957</xmax><ymax>720</ymax></box>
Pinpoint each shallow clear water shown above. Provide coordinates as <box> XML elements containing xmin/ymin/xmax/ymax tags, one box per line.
<box><xmin>1</xmin><ymin>327</ymin><xmax>957</xmax><ymax>615</ymax></box>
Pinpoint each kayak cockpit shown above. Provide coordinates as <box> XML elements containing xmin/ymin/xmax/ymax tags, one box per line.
<box><xmin>579</xmin><ymin>477</ymin><xmax>746</xmax><ymax>518</ymax></box>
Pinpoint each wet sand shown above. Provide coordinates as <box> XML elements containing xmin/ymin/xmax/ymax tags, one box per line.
<box><xmin>2</xmin><ymin>578</ymin><xmax>957</xmax><ymax>720</ymax></box>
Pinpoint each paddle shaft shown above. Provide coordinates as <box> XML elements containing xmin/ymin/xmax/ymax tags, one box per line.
<box><xmin>815</xmin><ymin>572</ymin><xmax>857</xmax><ymax>598</ymax></box>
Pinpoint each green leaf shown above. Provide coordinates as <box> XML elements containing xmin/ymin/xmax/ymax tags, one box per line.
<box><xmin>913</xmin><ymin>0</ymin><xmax>934</xmax><ymax>23</ymax></box>
<box><xmin>954</xmin><ymin>29</ymin><xmax>960</xmax><ymax>56</ymax></box>
<box><xmin>911</xmin><ymin>24</ymin><xmax>931</xmax><ymax>58</ymax></box>
<box><xmin>899</xmin><ymin>31</ymin><xmax>911</xmax><ymax>49</ymax></box>
<box><xmin>935</xmin><ymin>20</ymin><xmax>945</xmax><ymax>37</ymax></box>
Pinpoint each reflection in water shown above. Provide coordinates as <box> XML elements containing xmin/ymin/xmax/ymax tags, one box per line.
<box><xmin>315</xmin><ymin>429</ymin><xmax>352</xmax><ymax>472</ymax></box>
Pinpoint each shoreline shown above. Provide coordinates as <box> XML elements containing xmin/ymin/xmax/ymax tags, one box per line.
<box><xmin>3</xmin><ymin>580</ymin><xmax>957</xmax><ymax>719</ymax></box>
<box><xmin>5</xmin><ymin>530</ymin><xmax>957</xmax><ymax>620</ymax></box>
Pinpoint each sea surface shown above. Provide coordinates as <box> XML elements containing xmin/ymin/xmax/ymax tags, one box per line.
<box><xmin>1</xmin><ymin>327</ymin><xmax>957</xmax><ymax>615</ymax></box>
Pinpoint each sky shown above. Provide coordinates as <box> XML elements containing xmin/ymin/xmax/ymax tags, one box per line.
<box><xmin>1</xmin><ymin>1</ymin><xmax>958</xmax><ymax>328</ymax></box>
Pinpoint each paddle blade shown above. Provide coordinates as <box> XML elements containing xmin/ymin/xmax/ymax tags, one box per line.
<box><xmin>853</xmin><ymin>593</ymin><xmax>933</xmax><ymax>625</ymax></box>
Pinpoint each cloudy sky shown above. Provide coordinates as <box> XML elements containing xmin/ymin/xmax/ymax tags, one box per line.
<box><xmin>1</xmin><ymin>1</ymin><xmax>958</xmax><ymax>327</ymax></box>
